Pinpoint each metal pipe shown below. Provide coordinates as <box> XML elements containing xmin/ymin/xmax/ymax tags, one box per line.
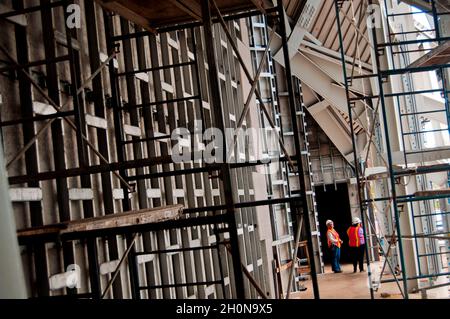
<box><xmin>381</xmin><ymin>271</ymin><xmax>450</xmax><ymax>284</ymax></box>
<box><xmin>0</xmin><ymin>45</ymin><xmax>131</xmax><ymax>189</ymax></box>
<box><xmin>84</xmin><ymin>0</ymin><xmax>123</xmax><ymax>297</ymax></box>
<box><xmin>363</xmin><ymin>200</ymin><xmax>404</xmax><ymax>297</ymax></box>
<box><xmin>101</xmin><ymin>234</ymin><xmax>138</xmax><ymax>299</ymax></box>
<box><xmin>13</xmin><ymin>0</ymin><xmax>49</xmax><ymax>295</ymax></box>
<box><xmin>104</xmin><ymin>11</ymin><xmax>141</xmax><ymax>299</ymax></box>
<box><xmin>201</xmin><ymin>0</ymin><xmax>246</xmax><ymax>298</ymax></box>
<box><xmin>368</xmin><ymin>0</ymin><xmax>409</xmax><ymax>298</ymax></box>
<box><xmin>41</xmin><ymin>0</ymin><xmax>77</xmax><ymax>296</ymax></box>
<box><xmin>183</xmin><ymin>195</ymin><xmax>303</xmax><ymax>214</ymax></box>
<box><xmin>334</xmin><ymin>0</ymin><xmax>374</xmax><ymax>299</ymax></box>
<box><xmin>278</xmin><ymin>0</ymin><xmax>320</xmax><ymax>299</ymax></box>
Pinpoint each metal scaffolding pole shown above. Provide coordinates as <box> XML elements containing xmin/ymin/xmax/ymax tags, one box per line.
<box><xmin>277</xmin><ymin>0</ymin><xmax>319</xmax><ymax>299</ymax></box>
<box><xmin>201</xmin><ymin>0</ymin><xmax>245</xmax><ymax>299</ymax></box>
<box><xmin>1</xmin><ymin>0</ymin><xmax>326</xmax><ymax>300</ymax></box>
<box><xmin>371</xmin><ymin>0</ymin><xmax>410</xmax><ymax>298</ymax></box>
<box><xmin>104</xmin><ymin>11</ymin><xmax>140</xmax><ymax>299</ymax></box>
<box><xmin>334</xmin><ymin>0</ymin><xmax>375</xmax><ymax>300</ymax></box>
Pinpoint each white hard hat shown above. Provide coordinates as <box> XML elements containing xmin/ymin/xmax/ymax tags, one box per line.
<box><xmin>352</xmin><ymin>216</ymin><xmax>361</xmax><ymax>224</ymax></box>
<box><xmin>326</xmin><ymin>220</ymin><xmax>333</xmax><ymax>226</ymax></box>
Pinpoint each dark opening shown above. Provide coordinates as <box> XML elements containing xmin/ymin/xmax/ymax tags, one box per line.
<box><xmin>315</xmin><ymin>183</ymin><xmax>353</xmax><ymax>265</ymax></box>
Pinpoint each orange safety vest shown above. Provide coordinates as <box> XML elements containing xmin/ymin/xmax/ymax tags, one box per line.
<box><xmin>327</xmin><ymin>228</ymin><xmax>341</xmax><ymax>248</ymax></box>
<box><xmin>347</xmin><ymin>225</ymin><xmax>361</xmax><ymax>247</ymax></box>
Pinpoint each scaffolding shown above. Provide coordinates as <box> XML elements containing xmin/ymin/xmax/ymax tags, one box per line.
<box><xmin>0</xmin><ymin>0</ymin><xmax>320</xmax><ymax>299</ymax></box>
<box><xmin>335</xmin><ymin>0</ymin><xmax>450</xmax><ymax>299</ymax></box>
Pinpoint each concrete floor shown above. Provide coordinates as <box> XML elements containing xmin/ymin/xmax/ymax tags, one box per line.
<box><xmin>290</xmin><ymin>262</ymin><xmax>449</xmax><ymax>299</ymax></box>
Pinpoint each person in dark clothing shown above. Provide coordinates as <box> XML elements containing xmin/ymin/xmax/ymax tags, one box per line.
<box><xmin>347</xmin><ymin>217</ymin><xmax>366</xmax><ymax>272</ymax></box>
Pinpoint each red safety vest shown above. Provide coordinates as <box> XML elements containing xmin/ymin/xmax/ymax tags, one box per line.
<box><xmin>327</xmin><ymin>228</ymin><xmax>341</xmax><ymax>248</ymax></box>
<box><xmin>347</xmin><ymin>225</ymin><xmax>361</xmax><ymax>247</ymax></box>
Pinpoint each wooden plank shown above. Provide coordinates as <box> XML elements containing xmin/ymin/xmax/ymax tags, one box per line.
<box><xmin>17</xmin><ymin>225</ymin><xmax>65</xmax><ymax>238</ymax></box>
<box><xmin>408</xmin><ymin>41</ymin><xmax>450</xmax><ymax>69</ymax></box>
<box><xmin>414</xmin><ymin>189</ymin><xmax>450</xmax><ymax>197</ymax></box>
<box><xmin>64</xmin><ymin>204</ymin><xmax>183</xmax><ymax>233</ymax></box>
<box><xmin>96</xmin><ymin>1</ymin><xmax>157</xmax><ymax>32</ymax></box>
<box><xmin>94</xmin><ymin>0</ymin><xmax>273</xmax><ymax>30</ymax></box>
<box><xmin>168</xmin><ymin>0</ymin><xmax>202</xmax><ymax>20</ymax></box>
<box><xmin>17</xmin><ymin>204</ymin><xmax>184</xmax><ymax>238</ymax></box>
<box><xmin>249</xmin><ymin>0</ymin><xmax>267</xmax><ymax>14</ymax></box>
<box><xmin>276</xmin><ymin>260</ymin><xmax>293</xmax><ymax>273</ymax></box>
<box><xmin>400</xmin><ymin>0</ymin><xmax>431</xmax><ymax>11</ymax></box>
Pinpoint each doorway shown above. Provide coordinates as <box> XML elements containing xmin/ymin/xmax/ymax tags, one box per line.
<box><xmin>315</xmin><ymin>183</ymin><xmax>353</xmax><ymax>265</ymax></box>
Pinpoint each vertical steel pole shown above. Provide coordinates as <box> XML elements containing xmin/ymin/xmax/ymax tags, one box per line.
<box><xmin>63</xmin><ymin>0</ymin><xmax>102</xmax><ymax>298</ymax></box>
<box><xmin>190</xmin><ymin>26</ymin><xmax>227</xmax><ymax>298</ymax></box>
<box><xmin>84</xmin><ymin>0</ymin><xmax>123</xmax><ymax>298</ymax></box>
<box><xmin>0</xmin><ymin>142</ymin><xmax>27</xmax><ymax>298</ymax></box>
<box><xmin>277</xmin><ymin>0</ymin><xmax>320</xmax><ymax>299</ymax></box>
<box><xmin>333</xmin><ymin>0</ymin><xmax>375</xmax><ymax>299</ymax></box>
<box><xmin>41</xmin><ymin>0</ymin><xmax>79</xmax><ymax>296</ymax></box>
<box><xmin>201</xmin><ymin>0</ymin><xmax>246</xmax><ymax>299</ymax></box>
<box><xmin>367</xmin><ymin>0</ymin><xmax>409</xmax><ymax>298</ymax></box>
<box><xmin>104</xmin><ymin>11</ymin><xmax>140</xmax><ymax>299</ymax></box>
<box><xmin>14</xmin><ymin>0</ymin><xmax>49</xmax><ymax>296</ymax></box>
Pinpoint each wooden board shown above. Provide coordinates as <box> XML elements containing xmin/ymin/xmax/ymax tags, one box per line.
<box><xmin>17</xmin><ymin>204</ymin><xmax>184</xmax><ymax>239</ymax></box>
<box><xmin>408</xmin><ymin>41</ymin><xmax>450</xmax><ymax>69</ymax></box>
<box><xmin>95</xmin><ymin>0</ymin><xmax>274</xmax><ymax>31</ymax></box>
<box><xmin>414</xmin><ymin>188</ymin><xmax>450</xmax><ymax>197</ymax></box>
<box><xmin>276</xmin><ymin>260</ymin><xmax>293</xmax><ymax>273</ymax></box>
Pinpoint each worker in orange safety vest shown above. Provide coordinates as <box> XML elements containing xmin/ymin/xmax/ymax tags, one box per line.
<box><xmin>347</xmin><ymin>216</ymin><xmax>366</xmax><ymax>273</ymax></box>
<box><xmin>326</xmin><ymin>220</ymin><xmax>343</xmax><ymax>273</ymax></box>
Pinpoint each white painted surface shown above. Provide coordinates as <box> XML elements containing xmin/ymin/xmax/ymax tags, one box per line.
<box><xmin>137</xmin><ymin>254</ymin><xmax>154</xmax><ymax>264</ymax></box>
<box><xmin>113</xmin><ymin>188</ymin><xmax>124</xmax><ymax>200</ymax></box>
<box><xmin>146</xmin><ymin>188</ymin><xmax>162</xmax><ymax>198</ymax></box>
<box><xmin>124</xmin><ymin>124</ymin><xmax>141</xmax><ymax>137</ymax></box>
<box><xmin>33</xmin><ymin>101</ymin><xmax>56</xmax><ymax>115</ymax></box>
<box><xmin>100</xmin><ymin>260</ymin><xmax>120</xmax><ymax>275</ymax></box>
<box><xmin>85</xmin><ymin>114</ymin><xmax>108</xmax><ymax>129</ymax></box>
<box><xmin>9</xmin><ymin>188</ymin><xmax>43</xmax><ymax>202</ymax></box>
<box><xmin>68</xmin><ymin>188</ymin><xmax>94</xmax><ymax>200</ymax></box>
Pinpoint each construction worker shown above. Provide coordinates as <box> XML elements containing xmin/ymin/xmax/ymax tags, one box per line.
<box><xmin>326</xmin><ymin>220</ymin><xmax>343</xmax><ymax>273</ymax></box>
<box><xmin>347</xmin><ymin>216</ymin><xmax>365</xmax><ymax>273</ymax></box>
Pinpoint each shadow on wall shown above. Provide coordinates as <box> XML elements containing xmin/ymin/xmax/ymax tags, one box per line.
<box><xmin>315</xmin><ymin>183</ymin><xmax>353</xmax><ymax>264</ymax></box>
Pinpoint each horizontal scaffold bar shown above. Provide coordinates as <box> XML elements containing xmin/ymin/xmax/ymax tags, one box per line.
<box><xmin>380</xmin><ymin>271</ymin><xmax>450</xmax><ymax>284</ymax></box>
